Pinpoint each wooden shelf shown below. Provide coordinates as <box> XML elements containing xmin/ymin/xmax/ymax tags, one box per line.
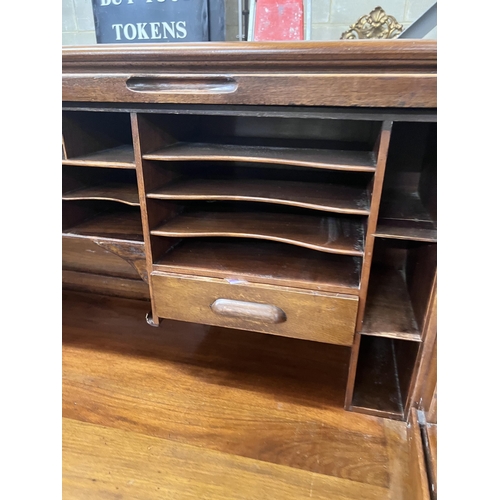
<box><xmin>148</xmin><ymin>178</ymin><xmax>370</xmax><ymax>215</ymax></box>
<box><xmin>62</xmin><ymin>183</ymin><xmax>140</xmax><ymax>206</ymax></box>
<box><xmin>63</xmin><ymin>209</ymin><xmax>144</xmax><ymax>243</ymax></box>
<box><xmin>376</xmin><ymin>189</ymin><xmax>437</xmax><ymax>242</ymax></box>
<box><xmin>374</xmin><ymin>219</ymin><xmax>436</xmax><ymax>242</ymax></box>
<box><xmin>154</xmin><ymin>238</ymin><xmax>361</xmax><ymax>294</ymax></box>
<box><xmin>361</xmin><ymin>266</ymin><xmax>420</xmax><ymax>341</ymax></box>
<box><xmin>62</xmin><ymin>145</ymin><xmax>135</xmax><ymax>169</ymax></box>
<box><xmin>151</xmin><ymin>209</ymin><xmax>365</xmax><ymax>256</ymax></box>
<box><xmin>143</xmin><ymin>143</ymin><xmax>376</xmax><ymax>172</ymax></box>
<box><xmin>351</xmin><ymin>336</ymin><xmax>404</xmax><ymax>419</ymax></box>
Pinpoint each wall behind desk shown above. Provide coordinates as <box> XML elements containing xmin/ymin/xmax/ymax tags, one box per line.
<box><xmin>62</xmin><ymin>0</ymin><xmax>436</xmax><ymax>45</ymax></box>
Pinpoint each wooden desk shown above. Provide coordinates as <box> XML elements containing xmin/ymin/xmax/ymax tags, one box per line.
<box><xmin>62</xmin><ymin>40</ymin><xmax>437</xmax><ymax>421</ymax></box>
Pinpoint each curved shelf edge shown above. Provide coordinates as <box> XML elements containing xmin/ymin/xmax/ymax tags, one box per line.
<box><xmin>147</xmin><ymin>194</ymin><xmax>370</xmax><ymax>215</ymax></box>
<box><xmin>150</xmin><ymin>230</ymin><xmax>364</xmax><ymax>257</ymax></box>
<box><xmin>62</xmin><ymin>194</ymin><xmax>140</xmax><ymax>207</ymax></box>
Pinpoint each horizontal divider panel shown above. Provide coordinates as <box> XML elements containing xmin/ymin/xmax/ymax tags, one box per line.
<box><xmin>374</xmin><ymin>219</ymin><xmax>437</xmax><ymax>242</ymax></box>
<box><xmin>63</xmin><ymin>73</ymin><xmax>437</xmax><ymax>108</ymax></box>
<box><xmin>63</xmin><ymin>183</ymin><xmax>140</xmax><ymax>206</ymax></box>
<box><xmin>62</xmin><ymin>144</ymin><xmax>135</xmax><ymax>168</ymax></box>
<box><xmin>63</xmin><ymin>200</ymin><xmax>144</xmax><ymax>243</ymax></box>
<box><xmin>361</xmin><ymin>238</ymin><xmax>436</xmax><ymax>339</ymax></box>
<box><xmin>62</xmin><ymin>103</ymin><xmax>438</xmax><ymax>123</ymax></box>
<box><xmin>360</xmin><ymin>266</ymin><xmax>421</xmax><ymax>341</ymax></box>
<box><xmin>63</xmin><ymin>111</ymin><xmax>134</xmax><ymax>167</ymax></box>
<box><xmin>138</xmin><ymin>113</ymin><xmax>380</xmax><ymax>172</ymax></box>
<box><xmin>150</xmin><ymin>202</ymin><xmax>366</xmax><ymax>256</ymax></box>
<box><xmin>153</xmin><ymin>237</ymin><xmax>361</xmax><ymax>294</ymax></box>
<box><xmin>147</xmin><ymin>164</ymin><xmax>372</xmax><ymax>215</ymax></box>
<box><xmin>62</xmin><ymin>166</ymin><xmax>139</xmax><ymax>206</ymax></box>
<box><xmin>144</xmin><ymin>143</ymin><xmax>376</xmax><ymax>172</ymax></box>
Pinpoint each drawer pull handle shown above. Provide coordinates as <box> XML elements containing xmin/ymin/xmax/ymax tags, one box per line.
<box><xmin>210</xmin><ymin>299</ymin><xmax>286</xmax><ymax>324</ymax></box>
<box><xmin>126</xmin><ymin>76</ymin><xmax>238</xmax><ymax>94</ymax></box>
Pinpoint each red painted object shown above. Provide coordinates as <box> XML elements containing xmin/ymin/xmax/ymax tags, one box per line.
<box><xmin>254</xmin><ymin>0</ymin><xmax>304</xmax><ymax>41</ymax></box>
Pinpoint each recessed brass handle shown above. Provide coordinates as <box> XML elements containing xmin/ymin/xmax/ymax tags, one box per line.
<box><xmin>210</xmin><ymin>299</ymin><xmax>287</xmax><ymax>324</ymax></box>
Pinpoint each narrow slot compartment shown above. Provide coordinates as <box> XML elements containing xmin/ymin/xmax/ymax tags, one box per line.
<box><xmin>375</xmin><ymin>122</ymin><xmax>437</xmax><ymax>242</ymax></box>
<box><xmin>63</xmin><ymin>200</ymin><xmax>144</xmax><ymax>243</ymax></box>
<box><xmin>351</xmin><ymin>336</ymin><xmax>419</xmax><ymax>419</ymax></box>
<box><xmin>62</xmin><ymin>166</ymin><xmax>139</xmax><ymax>206</ymax></box>
<box><xmin>150</xmin><ymin>201</ymin><xmax>366</xmax><ymax>256</ymax></box>
<box><xmin>361</xmin><ymin>239</ymin><xmax>436</xmax><ymax>341</ymax></box>
<box><xmin>153</xmin><ymin>237</ymin><xmax>361</xmax><ymax>294</ymax></box>
<box><xmin>147</xmin><ymin>162</ymin><xmax>373</xmax><ymax>215</ymax></box>
<box><xmin>139</xmin><ymin>113</ymin><xmax>381</xmax><ymax>172</ymax></box>
<box><xmin>62</xmin><ymin>111</ymin><xmax>135</xmax><ymax>168</ymax></box>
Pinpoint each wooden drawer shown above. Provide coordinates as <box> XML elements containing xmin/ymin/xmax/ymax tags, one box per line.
<box><xmin>151</xmin><ymin>272</ymin><xmax>358</xmax><ymax>346</ymax></box>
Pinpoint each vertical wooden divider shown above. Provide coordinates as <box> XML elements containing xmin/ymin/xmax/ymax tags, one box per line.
<box><xmin>344</xmin><ymin>120</ymin><xmax>393</xmax><ymax>409</ymax></box>
<box><xmin>131</xmin><ymin>113</ymin><xmax>180</xmax><ymax>326</ymax></box>
<box><xmin>406</xmin><ymin>280</ymin><xmax>437</xmax><ymax>417</ymax></box>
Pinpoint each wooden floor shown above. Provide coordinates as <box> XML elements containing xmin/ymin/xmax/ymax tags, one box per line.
<box><xmin>63</xmin><ymin>291</ymin><xmax>417</xmax><ymax>499</ymax></box>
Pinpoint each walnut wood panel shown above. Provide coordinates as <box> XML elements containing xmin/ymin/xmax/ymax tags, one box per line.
<box><xmin>151</xmin><ymin>210</ymin><xmax>365</xmax><ymax>256</ymax></box>
<box><xmin>131</xmin><ymin>113</ymin><xmax>183</xmax><ymax>324</ymax></box>
<box><xmin>350</xmin><ymin>336</ymin><xmax>403</xmax><ymax>419</ymax></box>
<box><xmin>407</xmin><ymin>409</ymin><xmax>431</xmax><ymax>500</ymax></box>
<box><xmin>62</xmin><ymin>183</ymin><xmax>140</xmax><ymax>206</ymax></box>
<box><xmin>62</xmin><ymin>72</ymin><xmax>436</xmax><ymax>108</ymax></box>
<box><xmin>148</xmin><ymin>178</ymin><xmax>371</xmax><ymax>214</ymax></box>
<box><xmin>63</xmin><ymin>291</ymin><xmax>403</xmax><ymax>491</ymax></box>
<box><xmin>406</xmin><ymin>244</ymin><xmax>437</xmax><ymax>334</ymax></box>
<box><xmin>62</xmin><ymin>144</ymin><xmax>135</xmax><ymax>168</ymax></box>
<box><xmin>154</xmin><ymin>238</ymin><xmax>361</xmax><ymax>294</ymax></box>
<box><xmin>424</xmin><ymin>423</ymin><xmax>437</xmax><ymax>498</ymax></box>
<box><xmin>62</xmin><ymin>41</ymin><xmax>437</xmax><ymax>72</ymax></box>
<box><xmin>62</xmin><ymin>236</ymin><xmax>145</xmax><ymax>280</ymax></box>
<box><xmin>144</xmin><ymin>143</ymin><xmax>377</xmax><ymax>172</ymax></box>
<box><xmin>408</xmin><ymin>285</ymin><xmax>437</xmax><ymax>417</ymax></box>
<box><xmin>63</xmin><ymin>103</ymin><xmax>437</xmax><ymax>123</ymax></box>
<box><xmin>151</xmin><ymin>272</ymin><xmax>358</xmax><ymax>346</ymax></box>
<box><xmin>360</xmin><ymin>266</ymin><xmax>420</xmax><ymax>341</ymax></box>
<box><xmin>374</xmin><ymin>220</ymin><xmax>437</xmax><ymax>242</ymax></box>
<box><xmin>345</xmin><ymin>122</ymin><xmax>393</xmax><ymax>410</ymax></box>
<box><xmin>379</xmin><ymin>189</ymin><xmax>435</xmax><ymax>224</ymax></box>
<box><xmin>63</xmin><ymin>290</ymin><xmax>420</xmax><ymax>499</ymax></box>
<box><xmin>355</xmin><ymin>121</ymin><xmax>393</xmax><ymax>330</ymax></box>
<box><xmin>64</xmin><ymin>418</ymin><xmax>393</xmax><ymax>500</ymax></box>
<box><xmin>63</xmin><ymin>209</ymin><xmax>144</xmax><ymax>242</ymax></box>
<box><xmin>62</xmin><ymin>271</ymin><xmax>149</xmax><ymax>300</ymax></box>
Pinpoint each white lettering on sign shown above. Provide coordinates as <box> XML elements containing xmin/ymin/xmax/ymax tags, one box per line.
<box><xmin>111</xmin><ymin>21</ymin><xmax>189</xmax><ymax>41</ymax></box>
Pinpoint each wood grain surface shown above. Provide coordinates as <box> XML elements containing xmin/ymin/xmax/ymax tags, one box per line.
<box><xmin>148</xmin><ymin>177</ymin><xmax>371</xmax><ymax>215</ymax></box>
<box><xmin>361</xmin><ymin>266</ymin><xmax>420</xmax><ymax>341</ymax></box>
<box><xmin>62</xmin><ymin>183</ymin><xmax>140</xmax><ymax>206</ymax></box>
<box><xmin>150</xmin><ymin>272</ymin><xmax>358</xmax><ymax>345</ymax></box>
<box><xmin>144</xmin><ymin>143</ymin><xmax>377</xmax><ymax>172</ymax></box>
<box><xmin>151</xmin><ymin>209</ymin><xmax>365</xmax><ymax>256</ymax></box>
<box><xmin>62</xmin><ymin>145</ymin><xmax>135</xmax><ymax>168</ymax></box>
<box><xmin>154</xmin><ymin>238</ymin><xmax>361</xmax><ymax>294</ymax></box>
<box><xmin>63</xmin><ymin>291</ymin><xmax>420</xmax><ymax>499</ymax></box>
